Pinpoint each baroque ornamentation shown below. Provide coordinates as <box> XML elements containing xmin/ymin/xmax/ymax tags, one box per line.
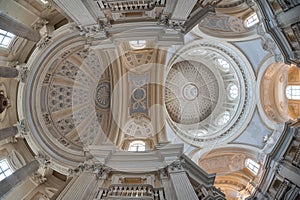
<box><xmin>165</xmin><ymin>41</ymin><xmax>255</xmax><ymax>147</ymax></box>
<box><xmin>37</xmin><ymin>35</ymin><xmax>52</xmax><ymax>49</ymax></box>
<box><xmin>168</xmin><ymin>159</ymin><xmax>185</xmax><ymax>172</ymax></box>
<box><xmin>17</xmin><ymin>64</ymin><xmax>29</xmax><ymax>83</ymax></box>
<box><xmin>75</xmin><ymin>20</ymin><xmax>110</xmax><ymax>39</ymax></box>
<box><xmin>35</xmin><ymin>152</ymin><xmax>51</xmax><ymax>169</ymax></box>
<box><xmin>31</xmin><ymin>172</ymin><xmax>47</xmax><ymax>185</ymax></box>
<box><xmin>165</xmin><ymin>60</ymin><xmax>218</xmax><ymax>125</ymax></box>
<box><xmin>94</xmin><ymin>81</ymin><xmax>111</xmax><ymax>110</ymax></box>
<box><xmin>16</xmin><ymin>119</ymin><xmax>28</xmax><ymax>137</ymax></box>
<box><xmin>256</xmin><ymin>25</ymin><xmax>283</xmax><ymax>62</ymax></box>
<box><xmin>32</xmin><ymin>19</ymin><xmax>49</xmax><ymax>30</ymax></box>
<box><xmin>68</xmin><ymin>162</ymin><xmax>111</xmax><ymax>178</ymax></box>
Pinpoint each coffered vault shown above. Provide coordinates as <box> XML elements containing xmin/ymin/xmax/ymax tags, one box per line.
<box><xmin>0</xmin><ymin>0</ymin><xmax>299</xmax><ymax>200</ymax></box>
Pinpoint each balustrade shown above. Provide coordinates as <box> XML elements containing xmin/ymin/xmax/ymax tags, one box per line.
<box><xmin>96</xmin><ymin>0</ymin><xmax>165</xmax><ymax>12</ymax></box>
<box><xmin>96</xmin><ymin>184</ymin><xmax>165</xmax><ymax>200</ymax></box>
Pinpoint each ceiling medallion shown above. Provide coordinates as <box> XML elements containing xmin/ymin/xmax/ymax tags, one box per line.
<box><xmin>182</xmin><ymin>83</ymin><xmax>199</xmax><ymax>101</ymax></box>
<box><xmin>94</xmin><ymin>81</ymin><xmax>111</xmax><ymax>110</ymax></box>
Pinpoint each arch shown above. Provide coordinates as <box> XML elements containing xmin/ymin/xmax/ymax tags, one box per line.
<box><xmin>197</xmin><ymin>147</ymin><xmax>260</xmax><ymax>200</ymax></box>
<box><xmin>259</xmin><ymin>61</ymin><xmax>290</xmax><ymax>123</ymax></box>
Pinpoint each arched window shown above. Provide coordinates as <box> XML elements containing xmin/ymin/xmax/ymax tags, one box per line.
<box><xmin>245</xmin><ymin>158</ymin><xmax>260</xmax><ymax>174</ymax></box>
<box><xmin>286</xmin><ymin>85</ymin><xmax>300</xmax><ymax>100</ymax></box>
<box><xmin>129</xmin><ymin>40</ymin><xmax>146</xmax><ymax>49</ymax></box>
<box><xmin>128</xmin><ymin>140</ymin><xmax>145</xmax><ymax>152</ymax></box>
<box><xmin>0</xmin><ymin>29</ymin><xmax>14</xmax><ymax>48</ymax></box>
<box><xmin>0</xmin><ymin>159</ymin><xmax>13</xmax><ymax>181</ymax></box>
<box><xmin>245</xmin><ymin>13</ymin><xmax>259</xmax><ymax>28</ymax></box>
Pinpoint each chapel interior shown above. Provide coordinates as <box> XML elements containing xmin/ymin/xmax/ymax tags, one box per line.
<box><xmin>0</xmin><ymin>0</ymin><xmax>299</xmax><ymax>199</ymax></box>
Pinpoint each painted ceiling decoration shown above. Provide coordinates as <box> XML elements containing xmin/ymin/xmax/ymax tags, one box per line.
<box><xmin>1</xmin><ymin>0</ymin><xmax>299</xmax><ymax>199</ymax></box>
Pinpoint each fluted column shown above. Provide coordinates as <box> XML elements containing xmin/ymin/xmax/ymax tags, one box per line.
<box><xmin>0</xmin><ymin>66</ymin><xmax>18</xmax><ymax>78</ymax></box>
<box><xmin>159</xmin><ymin>168</ymin><xmax>177</xmax><ymax>200</ymax></box>
<box><xmin>0</xmin><ymin>126</ymin><xmax>18</xmax><ymax>141</ymax></box>
<box><xmin>168</xmin><ymin>160</ymin><xmax>198</xmax><ymax>200</ymax></box>
<box><xmin>0</xmin><ymin>160</ymin><xmax>39</xmax><ymax>198</ymax></box>
<box><xmin>58</xmin><ymin>163</ymin><xmax>110</xmax><ymax>200</ymax></box>
<box><xmin>52</xmin><ymin>0</ymin><xmax>97</xmax><ymax>26</ymax></box>
<box><xmin>58</xmin><ymin>172</ymin><xmax>96</xmax><ymax>200</ymax></box>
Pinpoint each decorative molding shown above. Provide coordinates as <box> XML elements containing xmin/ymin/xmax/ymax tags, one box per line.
<box><xmin>31</xmin><ymin>171</ymin><xmax>47</xmax><ymax>185</ymax></box>
<box><xmin>36</xmin><ymin>35</ymin><xmax>52</xmax><ymax>50</ymax></box>
<box><xmin>74</xmin><ymin>20</ymin><xmax>110</xmax><ymax>39</ymax></box>
<box><xmin>256</xmin><ymin>25</ymin><xmax>283</xmax><ymax>62</ymax></box>
<box><xmin>32</xmin><ymin>19</ymin><xmax>49</xmax><ymax>31</ymax></box>
<box><xmin>35</xmin><ymin>152</ymin><xmax>51</xmax><ymax>169</ymax></box>
<box><xmin>168</xmin><ymin>159</ymin><xmax>185</xmax><ymax>172</ymax></box>
<box><xmin>16</xmin><ymin>64</ymin><xmax>29</xmax><ymax>83</ymax></box>
<box><xmin>16</xmin><ymin>119</ymin><xmax>29</xmax><ymax>137</ymax></box>
<box><xmin>68</xmin><ymin>162</ymin><xmax>111</xmax><ymax>178</ymax></box>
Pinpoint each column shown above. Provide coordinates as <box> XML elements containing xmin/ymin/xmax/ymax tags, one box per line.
<box><xmin>0</xmin><ymin>66</ymin><xmax>18</xmax><ymax>78</ymax></box>
<box><xmin>58</xmin><ymin>163</ymin><xmax>110</xmax><ymax>200</ymax></box>
<box><xmin>0</xmin><ymin>13</ymin><xmax>40</xmax><ymax>42</ymax></box>
<box><xmin>277</xmin><ymin>6</ymin><xmax>300</xmax><ymax>27</ymax></box>
<box><xmin>52</xmin><ymin>0</ymin><xmax>96</xmax><ymax>26</ymax></box>
<box><xmin>159</xmin><ymin>168</ymin><xmax>177</xmax><ymax>200</ymax></box>
<box><xmin>57</xmin><ymin>172</ymin><xmax>97</xmax><ymax>200</ymax></box>
<box><xmin>168</xmin><ymin>160</ymin><xmax>198</xmax><ymax>200</ymax></box>
<box><xmin>0</xmin><ymin>126</ymin><xmax>18</xmax><ymax>141</ymax></box>
<box><xmin>0</xmin><ymin>160</ymin><xmax>39</xmax><ymax>198</ymax></box>
<box><xmin>279</xmin><ymin>161</ymin><xmax>300</xmax><ymax>186</ymax></box>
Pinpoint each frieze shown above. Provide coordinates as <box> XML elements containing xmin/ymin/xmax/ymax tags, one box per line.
<box><xmin>68</xmin><ymin>162</ymin><xmax>111</xmax><ymax>178</ymax></box>
<box><xmin>31</xmin><ymin>171</ymin><xmax>47</xmax><ymax>185</ymax></box>
<box><xmin>37</xmin><ymin>35</ymin><xmax>52</xmax><ymax>50</ymax></box>
<box><xmin>35</xmin><ymin>152</ymin><xmax>51</xmax><ymax>169</ymax></box>
<box><xmin>168</xmin><ymin>159</ymin><xmax>185</xmax><ymax>172</ymax></box>
<box><xmin>16</xmin><ymin>119</ymin><xmax>29</xmax><ymax>137</ymax></box>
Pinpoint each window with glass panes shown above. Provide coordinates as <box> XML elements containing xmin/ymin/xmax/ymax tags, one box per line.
<box><xmin>128</xmin><ymin>141</ymin><xmax>146</xmax><ymax>152</ymax></box>
<box><xmin>245</xmin><ymin>13</ymin><xmax>259</xmax><ymax>27</ymax></box>
<box><xmin>0</xmin><ymin>29</ymin><xmax>14</xmax><ymax>48</ymax></box>
<box><xmin>246</xmin><ymin>158</ymin><xmax>260</xmax><ymax>174</ymax></box>
<box><xmin>0</xmin><ymin>159</ymin><xmax>13</xmax><ymax>181</ymax></box>
<box><xmin>286</xmin><ymin>85</ymin><xmax>300</xmax><ymax>100</ymax></box>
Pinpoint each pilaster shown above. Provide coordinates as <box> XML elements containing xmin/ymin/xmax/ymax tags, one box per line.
<box><xmin>168</xmin><ymin>160</ymin><xmax>198</xmax><ymax>200</ymax></box>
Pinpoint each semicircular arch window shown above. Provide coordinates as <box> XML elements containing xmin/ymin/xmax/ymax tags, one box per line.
<box><xmin>128</xmin><ymin>140</ymin><xmax>146</xmax><ymax>152</ymax></box>
<box><xmin>129</xmin><ymin>40</ymin><xmax>146</xmax><ymax>49</ymax></box>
